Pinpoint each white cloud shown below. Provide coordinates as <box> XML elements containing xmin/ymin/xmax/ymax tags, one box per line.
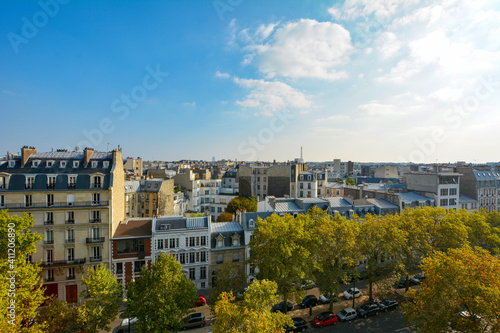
<box><xmin>243</xmin><ymin>19</ymin><xmax>352</xmax><ymax>80</ymax></box>
<box><xmin>428</xmin><ymin>87</ymin><xmax>464</xmax><ymax>102</ymax></box>
<box><xmin>377</xmin><ymin>32</ymin><xmax>401</xmax><ymax>59</ymax></box>
<box><xmin>233</xmin><ymin>77</ymin><xmax>312</xmax><ymax>116</ymax></box>
<box><xmin>358</xmin><ymin>102</ymin><xmax>396</xmax><ymax>116</ymax></box>
<box><xmin>329</xmin><ymin>0</ymin><xmax>410</xmax><ymax>21</ymax></box>
<box><xmin>182</xmin><ymin>102</ymin><xmax>196</xmax><ymax>108</ymax></box>
<box><xmin>215</xmin><ymin>71</ymin><xmax>231</xmax><ymax>79</ymax></box>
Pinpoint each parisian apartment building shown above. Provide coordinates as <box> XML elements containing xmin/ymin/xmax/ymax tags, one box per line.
<box><xmin>0</xmin><ymin>146</ymin><xmax>125</xmax><ymax>304</ymax></box>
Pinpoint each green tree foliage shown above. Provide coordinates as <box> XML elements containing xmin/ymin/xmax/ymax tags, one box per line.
<box><xmin>174</xmin><ymin>185</ymin><xmax>181</xmax><ymax>193</ymax></box>
<box><xmin>308</xmin><ymin>207</ymin><xmax>360</xmax><ymax>310</ymax></box>
<box><xmin>125</xmin><ymin>253</ymin><xmax>197</xmax><ymax>333</ymax></box>
<box><xmin>212</xmin><ymin>279</ymin><xmax>293</xmax><ymax>333</ymax></box>
<box><xmin>0</xmin><ymin>211</ymin><xmax>45</xmax><ymax>333</ymax></box>
<box><xmin>345</xmin><ymin>177</ymin><xmax>355</xmax><ymax>185</ymax></box>
<box><xmin>209</xmin><ymin>261</ymin><xmax>247</xmax><ymax>306</ymax></box>
<box><xmin>463</xmin><ymin>210</ymin><xmax>500</xmax><ymax>255</ymax></box>
<box><xmin>358</xmin><ymin>213</ymin><xmax>404</xmax><ymax>302</ymax></box>
<box><xmin>403</xmin><ymin>246</ymin><xmax>500</xmax><ymax>333</ymax></box>
<box><xmin>216</xmin><ymin>212</ymin><xmax>234</xmax><ymax>222</ymax></box>
<box><xmin>226</xmin><ymin>196</ymin><xmax>257</xmax><ymax>214</ymax></box>
<box><xmin>37</xmin><ymin>297</ymin><xmax>80</xmax><ymax>333</ymax></box>
<box><xmin>249</xmin><ymin>213</ymin><xmax>314</xmax><ymax>312</ymax></box>
<box><xmin>80</xmin><ymin>265</ymin><xmax>123</xmax><ymax>333</ymax></box>
<box><xmin>421</xmin><ymin>207</ymin><xmax>469</xmax><ymax>252</ymax></box>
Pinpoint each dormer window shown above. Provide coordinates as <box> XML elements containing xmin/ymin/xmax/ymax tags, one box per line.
<box><xmin>73</xmin><ymin>161</ymin><xmax>79</xmax><ymax>168</ymax></box>
<box><xmin>46</xmin><ymin>161</ymin><xmax>54</xmax><ymax>167</ymax></box>
<box><xmin>25</xmin><ymin>175</ymin><xmax>35</xmax><ymax>189</ymax></box>
<box><xmin>68</xmin><ymin>175</ymin><xmax>77</xmax><ymax>189</ymax></box>
<box><xmin>92</xmin><ymin>176</ymin><xmax>102</xmax><ymax>189</ymax></box>
<box><xmin>91</xmin><ymin>161</ymin><xmax>98</xmax><ymax>168</ymax></box>
<box><xmin>47</xmin><ymin>176</ymin><xmax>56</xmax><ymax>189</ymax></box>
<box><xmin>32</xmin><ymin>160</ymin><xmax>40</xmax><ymax>167</ymax></box>
<box><xmin>0</xmin><ymin>176</ymin><xmax>6</xmax><ymax>189</ymax></box>
<box><xmin>249</xmin><ymin>219</ymin><xmax>255</xmax><ymax>227</ymax></box>
<box><xmin>103</xmin><ymin>161</ymin><xmax>109</xmax><ymax>168</ymax></box>
<box><xmin>60</xmin><ymin>161</ymin><xmax>67</xmax><ymax>168</ymax></box>
<box><xmin>232</xmin><ymin>234</ymin><xmax>241</xmax><ymax>247</ymax></box>
<box><xmin>8</xmin><ymin>160</ymin><xmax>15</xmax><ymax>168</ymax></box>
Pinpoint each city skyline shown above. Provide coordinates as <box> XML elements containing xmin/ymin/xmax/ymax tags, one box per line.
<box><xmin>1</xmin><ymin>0</ymin><xmax>499</xmax><ymax>163</ymax></box>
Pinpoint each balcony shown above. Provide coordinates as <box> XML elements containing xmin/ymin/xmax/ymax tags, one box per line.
<box><xmin>3</xmin><ymin>200</ymin><xmax>109</xmax><ymax>210</ymax></box>
<box><xmin>46</xmin><ymin>184</ymin><xmax>56</xmax><ymax>189</ymax></box>
<box><xmin>91</xmin><ymin>183</ymin><xmax>102</xmax><ymax>189</ymax></box>
<box><xmin>41</xmin><ymin>258</ymin><xmax>86</xmax><ymax>267</ymax></box>
<box><xmin>65</xmin><ymin>219</ymin><xmax>75</xmax><ymax>224</ymax></box>
<box><xmin>44</xmin><ymin>220</ymin><xmax>54</xmax><ymax>225</ymax></box>
<box><xmin>67</xmin><ymin>275</ymin><xmax>76</xmax><ymax>280</ymax></box>
<box><xmin>90</xmin><ymin>219</ymin><xmax>101</xmax><ymax>223</ymax></box>
<box><xmin>44</xmin><ymin>240</ymin><xmax>54</xmax><ymax>245</ymax></box>
<box><xmin>90</xmin><ymin>256</ymin><xmax>102</xmax><ymax>262</ymax></box>
<box><xmin>86</xmin><ymin>237</ymin><xmax>105</xmax><ymax>244</ymax></box>
<box><xmin>45</xmin><ymin>277</ymin><xmax>55</xmax><ymax>282</ymax></box>
<box><xmin>65</xmin><ymin>239</ymin><xmax>74</xmax><ymax>244</ymax></box>
<box><xmin>67</xmin><ymin>184</ymin><xmax>76</xmax><ymax>189</ymax></box>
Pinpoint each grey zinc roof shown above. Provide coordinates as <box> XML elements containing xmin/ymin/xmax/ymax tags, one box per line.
<box><xmin>366</xmin><ymin>198</ymin><xmax>399</xmax><ymax>209</ymax></box>
<box><xmin>473</xmin><ymin>169</ymin><xmax>497</xmax><ymax>181</ymax></box>
<box><xmin>324</xmin><ymin>197</ymin><xmax>352</xmax><ymax>208</ymax></box>
<box><xmin>397</xmin><ymin>192</ymin><xmax>432</xmax><ymax>202</ymax></box>
<box><xmin>124</xmin><ymin>180</ymin><xmax>140</xmax><ymax>193</ymax></box>
<box><xmin>459</xmin><ymin>194</ymin><xmax>477</xmax><ymax>203</ymax></box>
<box><xmin>32</xmin><ymin>151</ymin><xmax>112</xmax><ymax>159</ymax></box>
<box><xmin>211</xmin><ymin>221</ymin><xmax>243</xmax><ymax>233</ymax></box>
<box><xmin>273</xmin><ymin>199</ymin><xmax>303</xmax><ymax>213</ymax></box>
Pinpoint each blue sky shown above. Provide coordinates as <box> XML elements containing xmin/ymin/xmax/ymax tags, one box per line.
<box><xmin>1</xmin><ymin>0</ymin><xmax>499</xmax><ymax>163</ymax></box>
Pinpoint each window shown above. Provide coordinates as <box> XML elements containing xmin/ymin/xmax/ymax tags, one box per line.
<box><xmin>23</xmin><ymin>175</ymin><xmax>34</xmax><ymax>189</ymax></box>
<box><xmin>0</xmin><ymin>195</ymin><xmax>4</xmax><ymax>208</ymax></box>
<box><xmin>103</xmin><ymin>161</ymin><xmax>109</xmax><ymax>168</ymax></box>
<box><xmin>189</xmin><ymin>268</ymin><xmax>195</xmax><ymax>280</ymax></box>
<box><xmin>68</xmin><ymin>267</ymin><xmax>75</xmax><ymax>279</ymax></box>
<box><xmin>210</xmin><ymin>207</ymin><xmax>215</xmax><ymax>212</ymax></box>
<box><xmin>8</xmin><ymin>160</ymin><xmax>15</xmax><ymax>167</ymax></box>
<box><xmin>32</xmin><ymin>160</ymin><xmax>39</xmax><ymax>167</ymax></box>
<box><xmin>117</xmin><ymin>239</ymin><xmax>145</xmax><ymax>254</ymax></box>
<box><xmin>449</xmin><ymin>198</ymin><xmax>457</xmax><ymax>206</ymax></box>
<box><xmin>440</xmin><ymin>199</ymin><xmax>448</xmax><ymax>206</ymax></box>
<box><xmin>170</xmin><ymin>238</ymin><xmax>176</xmax><ymax>249</ymax></box>
<box><xmin>91</xmin><ymin>161</ymin><xmax>98</xmax><ymax>168</ymax></box>
<box><xmin>179</xmin><ymin>253</ymin><xmax>185</xmax><ymax>264</ymax></box>
<box><xmin>47</xmin><ymin>269</ymin><xmax>54</xmax><ymax>281</ymax></box>
<box><xmin>60</xmin><ymin>161</ymin><xmax>67</xmax><ymax>168</ymax></box>
<box><xmin>233</xmin><ymin>252</ymin><xmax>239</xmax><ymax>262</ymax></box>
<box><xmin>300</xmin><ymin>191</ymin><xmax>303</xmax><ymax>197</ymax></box>
<box><xmin>45</xmin><ymin>230</ymin><xmax>53</xmax><ymax>244</ymax></box>
<box><xmin>217</xmin><ymin>240</ymin><xmax>223</xmax><ymax>248</ymax></box>
<box><xmin>440</xmin><ymin>188</ymin><xmax>448</xmax><ymax>196</ymax></box>
<box><xmin>67</xmin><ymin>229</ymin><xmax>74</xmax><ymax>243</ymax></box>
<box><xmin>308</xmin><ymin>183</ymin><xmax>311</xmax><ymax>189</ymax></box>
<box><xmin>25</xmin><ymin>195</ymin><xmax>32</xmax><ymax>207</ymax></box>
<box><xmin>91</xmin><ymin>210</ymin><xmax>100</xmax><ymax>223</ymax></box>
<box><xmin>200</xmin><ymin>236</ymin><xmax>206</xmax><ymax>246</ymax></box>
<box><xmin>157</xmin><ymin>239</ymin><xmax>164</xmax><ymax>249</ymax></box>
<box><xmin>45</xmin><ymin>212</ymin><xmax>53</xmax><ymax>224</ymax></box>
<box><xmin>67</xmin><ymin>248</ymin><xmax>74</xmax><ymax>261</ymax></box>
<box><xmin>91</xmin><ymin>247</ymin><xmax>101</xmax><ymax>261</ymax></box>
<box><xmin>201</xmin><ymin>251</ymin><xmax>206</xmax><ymax>262</ymax></box>
<box><xmin>134</xmin><ymin>261</ymin><xmax>145</xmax><ymax>272</ymax></box>
<box><xmin>92</xmin><ymin>176</ymin><xmax>102</xmax><ymax>188</ymax></box>
<box><xmin>46</xmin><ymin>249</ymin><xmax>53</xmax><ymax>263</ymax></box>
<box><xmin>47</xmin><ymin>194</ymin><xmax>54</xmax><ymax>206</ymax></box>
<box><xmin>200</xmin><ymin>267</ymin><xmax>207</xmax><ymax>279</ymax></box>
<box><xmin>92</xmin><ymin>193</ymin><xmax>101</xmax><ymax>205</ymax></box>
<box><xmin>233</xmin><ymin>239</ymin><xmax>239</xmax><ymax>246</ymax></box>
<box><xmin>68</xmin><ymin>175</ymin><xmax>76</xmax><ymax>188</ymax></box>
<box><xmin>66</xmin><ymin>211</ymin><xmax>74</xmax><ymax>223</ymax></box>
<box><xmin>189</xmin><ymin>237</ymin><xmax>195</xmax><ymax>247</ymax></box>
<box><xmin>47</xmin><ymin>161</ymin><xmax>54</xmax><ymax>167</ymax></box>
<box><xmin>47</xmin><ymin>175</ymin><xmax>56</xmax><ymax>188</ymax></box>
<box><xmin>116</xmin><ymin>263</ymin><xmax>123</xmax><ymax>274</ymax></box>
<box><xmin>449</xmin><ymin>188</ymin><xmax>457</xmax><ymax>196</ymax></box>
<box><xmin>189</xmin><ymin>252</ymin><xmax>195</xmax><ymax>263</ymax></box>
<box><xmin>91</xmin><ymin>227</ymin><xmax>100</xmax><ymax>240</ymax></box>
<box><xmin>217</xmin><ymin>254</ymin><xmax>224</xmax><ymax>264</ymax></box>
<box><xmin>73</xmin><ymin>161</ymin><xmax>79</xmax><ymax>168</ymax></box>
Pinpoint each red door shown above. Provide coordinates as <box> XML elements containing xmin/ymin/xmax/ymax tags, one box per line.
<box><xmin>66</xmin><ymin>285</ymin><xmax>78</xmax><ymax>304</ymax></box>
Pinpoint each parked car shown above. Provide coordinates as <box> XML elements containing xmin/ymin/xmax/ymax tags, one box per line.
<box><xmin>343</xmin><ymin>287</ymin><xmax>361</xmax><ymax>299</ymax></box>
<box><xmin>285</xmin><ymin>317</ymin><xmax>308</xmax><ymax>333</ymax></box>
<box><xmin>194</xmin><ymin>295</ymin><xmax>206</xmax><ymax>307</ymax></box>
<box><xmin>413</xmin><ymin>273</ymin><xmax>426</xmax><ymax>283</ymax></box>
<box><xmin>357</xmin><ymin>303</ymin><xmax>380</xmax><ymax>318</ymax></box>
<box><xmin>180</xmin><ymin>313</ymin><xmax>205</xmax><ymax>330</ymax></box>
<box><xmin>396</xmin><ymin>276</ymin><xmax>419</xmax><ymax>288</ymax></box>
<box><xmin>272</xmin><ymin>301</ymin><xmax>294</xmax><ymax>313</ymax></box>
<box><xmin>337</xmin><ymin>307</ymin><xmax>357</xmax><ymax>322</ymax></box>
<box><xmin>300</xmin><ymin>295</ymin><xmax>318</xmax><ymax>308</ymax></box>
<box><xmin>377</xmin><ymin>299</ymin><xmax>399</xmax><ymax>312</ymax></box>
<box><xmin>313</xmin><ymin>311</ymin><xmax>338</xmax><ymax>328</ymax></box>
<box><xmin>319</xmin><ymin>294</ymin><xmax>334</xmax><ymax>304</ymax></box>
<box><xmin>114</xmin><ymin>318</ymin><xmax>138</xmax><ymax>333</ymax></box>
<box><xmin>301</xmin><ymin>280</ymin><xmax>316</xmax><ymax>289</ymax></box>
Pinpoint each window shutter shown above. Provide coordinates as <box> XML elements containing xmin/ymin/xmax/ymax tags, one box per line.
<box><xmin>196</xmin><ymin>237</ymin><xmax>199</xmax><ymax>246</ymax></box>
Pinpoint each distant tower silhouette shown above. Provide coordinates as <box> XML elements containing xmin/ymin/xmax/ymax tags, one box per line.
<box><xmin>300</xmin><ymin>146</ymin><xmax>303</xmax><ymax>161</ymax></box>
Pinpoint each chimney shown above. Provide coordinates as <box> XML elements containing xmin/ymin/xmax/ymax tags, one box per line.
<box><xmin>83</xmin><ymin>147</ymin><xmax>94</xmax><ymax>166</ymax></box>
<box><xmin>21</xmin><ymin>146</ymin><xmax>37</xmax><ymax>167</ymax></box>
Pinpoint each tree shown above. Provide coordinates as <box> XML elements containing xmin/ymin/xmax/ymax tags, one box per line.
<box><xmin>345</xmin><ymin>177</ymin><xmax>355</xmax><ymax>186</ymax></box>
<box><xmin>421</xmin><ymin>207</ymin><xmax>469</xmax><ymax>252</ymax></box>
<box><xmin>212</xmin><ymin>279</ymin><xmax>293</xmax><ymax>333</ymax></box>
<box><xmin>0</xmin><ymin>211</ymin><xmax>46</xmax><ymax>333</ymax></box>
<box><xmin>402</xmin><ymin>246</ymin><xmax>500</xmax><ymax>333</ymax></box>
<box><xmin>125</xmin><ymin>253</ymin><xmax>197</xmax><ymax>333</ymax></box>
<box><xmin>216</xmin><ymin>212</ymin><xmax>234</xmax><ymax>222</ymax></box>
<box><xmin>464</xmin><ymin>210</ymin><xmax>500</xmax><ymax>255</ymax></box>
<box><xmin>249</xmin><ymin>213</ymin><xmax>314</xmax><ymax>312</ymax></box>
<box><xmin>209</xmin><ymin>261</ymin><xmax>247</xmax><ymax>306</ymax></box>
<box><xmin>79</xmin><ymin>265</ymin><xmax>123</xmax><ymax>333</ymax></box>
<box><xmin>226</xmin><ymin>196</ymin><xmax>257</xmax><ymax>214</ymax></box>
<box><xmin>358</xmin><ymin>213</ymin><xmax>404</xmax><ymax>302</ymax></box>
<box><xmin>37</xmin><ymin>297</ymin><xmax>80</xmax><ymax>333</ymax></box>
<box><xmin>308</xmin><ymin>208</ymin><xmax>360</xmax><ymax>310</ymax></box>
